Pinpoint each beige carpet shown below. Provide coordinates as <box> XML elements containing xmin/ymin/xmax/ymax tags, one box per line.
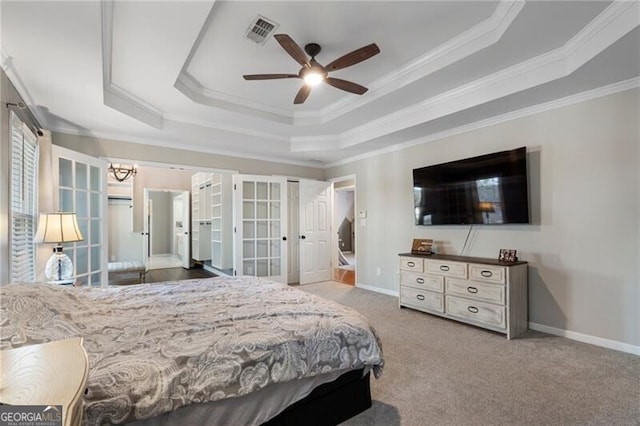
<box><xmin>298</xmin><ymin>281</ymin><xmax>640</xmax><ymax>426</ymax></box>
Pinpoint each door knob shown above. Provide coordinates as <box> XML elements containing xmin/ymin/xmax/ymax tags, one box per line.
<box><xmin>282</xmin><ymin>236</ymin><xmax>287</xmax><ymax>241</ymax></box>
<box><xmin>300</xmin><ymin>235</ymin><xmax>306</xmax><ymax>239</ymax></box>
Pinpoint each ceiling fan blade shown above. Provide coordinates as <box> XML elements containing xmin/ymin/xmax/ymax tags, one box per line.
<box><xmin>274</xmin><ymin>34</ymin><xmax>310</xmax><ymax>67</ymax></box>
<box><xmin>325</xmin><ymin>43</ymin><xmax>380</xmax><ymax>72</ymax></box>
<box><xmin>294</xmin><ymin>85</ymin><xmax>312</xmax><ymax>104</ymax></box>
<box><xmin>243</xmin><ymin>74</ymin><xmax>299</xmax><ymax>80</ymax></box>
<box><xmin>325</xmin><ymin>77</ymin><xmax>368</xmax><ymax>95</ymax></box>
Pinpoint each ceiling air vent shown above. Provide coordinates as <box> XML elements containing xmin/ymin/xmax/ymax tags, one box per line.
<box><xmin>244</xmin><ymin>15</ymin><xmax>279</xmax><ymax>45</ymax></box>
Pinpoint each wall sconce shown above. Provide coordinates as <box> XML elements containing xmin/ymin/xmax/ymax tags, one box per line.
<box><xmin>108</xmin><ymin>163</ymin><xmax>137</xmax><ymax>182</ymax></box>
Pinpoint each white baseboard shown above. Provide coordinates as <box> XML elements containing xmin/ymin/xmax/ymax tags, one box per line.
<box><xmin>355</xmin><ymin>282</ymin><xmax>399</xmax><ymax>297</ymax></box>
<box><xmin>350</xmin><ymin>284</ymin><xmax>639</xmax><ymax>356</ymax></box>
<box><xmin>529</xmin><ymin>322</ymin><xmax>640</xmax><ymax>356</ymax></box>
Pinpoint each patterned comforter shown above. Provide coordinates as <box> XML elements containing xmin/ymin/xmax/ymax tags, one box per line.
<box><xmin>0</xmin><ymin>277</ymin><xmax>384</xmax><ymax>425</ymax></box>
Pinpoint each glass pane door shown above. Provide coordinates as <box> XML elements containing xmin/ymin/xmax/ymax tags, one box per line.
<box><xmin>234</xmin><ymin>175</ymin><xmax>287</xmax><ymax>283</ymax></box>
<box><xmin>53</xmin><ymin>146</ymin><xmax>107</xmax><ymax>287</ymax></box>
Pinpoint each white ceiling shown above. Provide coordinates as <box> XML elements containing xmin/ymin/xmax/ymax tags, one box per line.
<box><xmin>1</xmin><ymin>1</ymin><xmax>638</xmax><ymax>167</ymax></box>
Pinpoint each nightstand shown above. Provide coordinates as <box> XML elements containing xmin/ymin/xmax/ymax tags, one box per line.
<box><xmin>0</xmin><ymin>338</ymin><xmax>89</xmax><ymax>426</ymax></box>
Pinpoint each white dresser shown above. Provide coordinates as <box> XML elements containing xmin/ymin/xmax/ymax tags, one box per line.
<box><xmin>399</xmin><ymin>253</ymin><xmax>528</xmax><ymax>339</ymax></box>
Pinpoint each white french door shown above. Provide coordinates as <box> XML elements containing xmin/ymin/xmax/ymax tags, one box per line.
<box><xmin>53</xmin><ymin>146</ymin><xmax>108</xmax><ymax>286</ymax></box>
<box><xmin>233</xmin><ymin>175</ymin><xmax>287</xmax><ymax>283</ymax></box>
<box><xmin>298</xmin><ymin>180</ymin><xmax>332</xmax><ymax>284</ymax></box>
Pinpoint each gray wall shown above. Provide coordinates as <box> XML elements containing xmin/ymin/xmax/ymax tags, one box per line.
<box><xmin>149</xmin><ymin>191</ymin><xmax>172</xmax><ymax>255</ymax></box>
<box><xmin>327</xmin><ymin>88</ymin><xmax>639</xmax><ymax>348</ymax></box>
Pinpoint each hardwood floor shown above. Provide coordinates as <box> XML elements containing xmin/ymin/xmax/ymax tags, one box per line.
<box><xmin>145</xmin><ymin>266</ymin><xmax>217</xmax><ymax>283</ymax></box>
<box><xmin>109</xmin><ymin>265</ymin><xmax>216</xmax><ymax>286</ymax></box>
<box><xmin>334</xmin><ymin>267</ymin><xmax>355</xmax><ymax>285</ymax></box>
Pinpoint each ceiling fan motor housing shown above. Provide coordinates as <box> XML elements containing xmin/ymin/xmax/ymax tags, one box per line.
<box><xmin>304</xmin><ymin>43</ymin><xmax>322</xmax><ymax>58</ymax></box>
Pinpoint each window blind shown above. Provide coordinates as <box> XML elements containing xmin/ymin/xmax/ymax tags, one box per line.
<box><xmin>10</xmin><ymin>111</ymin><xmax>38</xmax><ymax>282</ymax></box>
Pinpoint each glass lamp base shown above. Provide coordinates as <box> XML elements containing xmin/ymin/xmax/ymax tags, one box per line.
<box><xmin>45</xmin><ymin>248</ymin><xmax>74</xmax><ymax>282</ymax></box>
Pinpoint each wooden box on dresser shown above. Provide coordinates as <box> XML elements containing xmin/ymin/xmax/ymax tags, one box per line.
<box><xmin>398</xmin><ymin>253</ymin><xmax>528</xmax><ymax>339</ymax></box>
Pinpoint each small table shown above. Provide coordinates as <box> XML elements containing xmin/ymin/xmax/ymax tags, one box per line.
<box><xmin>0</xmin><ymin>337</ymin><xmax>89</xmax><ymax>426</ymax></box>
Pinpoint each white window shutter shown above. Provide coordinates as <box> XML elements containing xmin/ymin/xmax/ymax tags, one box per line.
<box><xmin>9</xmin><ymin>111</ymin><xmax>38</xmax><ymax>282</ymax></box>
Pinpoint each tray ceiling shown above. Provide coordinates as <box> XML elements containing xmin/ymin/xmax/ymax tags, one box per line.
<box><xmin>1</xmin><ymin>1</ymin><xmax>638</xmax><ymax>167</ymax></box>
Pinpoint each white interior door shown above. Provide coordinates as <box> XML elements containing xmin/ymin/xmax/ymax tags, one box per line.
<box><xmin>298</xmin><ymin>180</ymin><xmax>332</xmax><ymax>285</ymax></box>
<box><xmin>233</xmin><ymin>175</ymin><xmax>287</xmax><ymax>283</ymax></box>
<box><xmin>53</xmin><ymin>146</ymin><xmax>107</xmax><ymax>286</ymax></box>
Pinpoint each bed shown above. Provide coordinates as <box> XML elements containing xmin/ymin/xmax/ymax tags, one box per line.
<box><xmin>0</xmin><ymin>277</ymin><xmax>384</xmax><ymax>425</ymax></box>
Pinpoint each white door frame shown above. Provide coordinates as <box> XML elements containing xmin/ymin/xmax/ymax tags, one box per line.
<box><xmin>144</xmin><ymin>188</ymin><xmax>190</xmax><ymax>267</ymax></box>
<box><xmin>329</xmin><ymin>174</ymin><xmax>357</xmax><ymax>283</ymax></box>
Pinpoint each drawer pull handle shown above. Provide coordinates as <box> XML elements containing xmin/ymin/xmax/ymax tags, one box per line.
<box><xmin>468</xmin><ymin>306</ymin><xmax>479</xmax><ymax>314</ymax></box>
<box><xmin>439</xmin><ymin>265</ymin><xmax>450</xmax><ymax>272</ymax></box>
<box><xmin>480</xmin><ymin>270</ymin><xmax>493</xmax><ymax>277</ymax></box>
<box><xmin>416</xmin><ymin>278</ymin><xmax>425</xmax><ymax>284</ymax></box>
<box><xmin>467</xmin><ymin>286</ymin><xmax>478</xmax><ymax>294</ymax></box>
<box><xmin>407</xmin><ymin>261</ymin><xmax>415</xmax><ymax>267</ymax></box>
<box><xmin>416</xmin><ymin>294</ymin><xmax>425</xmax><ymax>301</ymax></box>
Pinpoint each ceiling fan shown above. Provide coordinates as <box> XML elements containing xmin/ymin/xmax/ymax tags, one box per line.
<box><xmin>243</xmin><ymin>34</ymin><xmax>380</xmax><ymax>104</ymax></box>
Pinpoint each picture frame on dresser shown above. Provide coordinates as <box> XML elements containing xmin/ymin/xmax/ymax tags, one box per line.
<box><xmin>499</xmin><ymin>249</ymin><xmax>518</xmax><ymax>263</ymax></box>
<box><xmin>411</xmin><ymin>238</ymin><xmax>433</xmax><ymax>255</ymax></box>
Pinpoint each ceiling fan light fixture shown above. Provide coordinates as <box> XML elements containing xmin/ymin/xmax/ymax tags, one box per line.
<box><xmin>303</xmin><ymin>71</ymin><xmax>324</xmax><ymax>87</ymax></box>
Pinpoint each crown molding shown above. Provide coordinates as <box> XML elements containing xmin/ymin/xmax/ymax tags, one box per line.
<box><xmin>174</xmin><ymin>72</ymin><xmax>293</xmax><ymax>125</ymax></box>
<box><xmin>294</xmin><ymin>0</ymin><xmax>525</xmax><ymax>125</ymax></box>
<box><xmin>0</xmin><ymin>43</ymin><xmax>48</xmax><ymax>127</ymax></box>
<box><xmin>164</xmin><ymin>113</ymin><xmax>289</xmax><ymax>142</ymax></box>
<box><xmin>324</xmin><ymin>77</ymin><xmax>640</xmax><ymax>169</ymax></box>
<box><xmin>50</xmin><ymin>125</ymin><xmax>323</xmax><ymax>169</ymax></box>
<box><xmin>328</xmin><ymin>0</ymin><xmax>639</xmax><ymax>151</ymax></box>
<box><xmin>101</xmin><ymin>0</ymin><xmax>163</xmax><ymax>129</ymax></box>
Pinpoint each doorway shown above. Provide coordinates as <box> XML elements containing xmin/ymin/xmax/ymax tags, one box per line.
<box><xmin>144</xmin><ymin>189</ymin><xmax>190</xmax><ymax>270</ymax></box>
<box><xmin>332</xmin><ymin>176</ymin><xmax>356</xmax><ymax>285</ymax></box>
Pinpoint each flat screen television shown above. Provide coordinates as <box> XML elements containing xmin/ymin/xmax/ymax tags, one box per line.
<box><xmin>413</xmin><ymin>147</ymin><xmax>529</xmax><ymax>225</ymax></box>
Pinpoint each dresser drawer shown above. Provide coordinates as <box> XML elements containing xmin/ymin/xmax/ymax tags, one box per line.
<box><xmin>400</xmin><ymin>257</ymin><xmax>424</xmax><ymax>272</ymax></box>
<box><xmin>446</xmin><ymin>278</ymin><xmax>505</xmax><ymax>304</ymax></box>
<box><xmin>446</xmin><ymin>296</ymin><xmax>506</xmax><ymax>329</ymax></box>
<box><xmin>425</xmin><ymin>260</ymin><xmax>467</xmax><ymax>278</ymax></box>
<box><xmin>401</xmin><ymin>286</ymin><xmax>444</xmax><ymax>313</ymax></box>
<box><xmin>469</xmin><ymin>264</ymin><xmax>506</xmax><ymax>284</ymax></box>
<box><xmin>401</xmin><ymin>271</ymin><xmax>444</xmax><ymax>292</ymax></box>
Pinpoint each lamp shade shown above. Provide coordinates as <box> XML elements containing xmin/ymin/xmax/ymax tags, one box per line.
<box><xmin>34</xmin><ymin>212</ymin><xmax>84</xmax><ymax>244</ymax></box>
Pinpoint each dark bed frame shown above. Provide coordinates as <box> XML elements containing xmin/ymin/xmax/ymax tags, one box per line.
<box><xmin>262</xmin><ymin>369</ymin><xmax>372</xmax><ymax>426</ymax></box>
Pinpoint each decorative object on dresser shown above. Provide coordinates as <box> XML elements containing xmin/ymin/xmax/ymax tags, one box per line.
<box><xmin>34</xmin><ymin>212</ymin><xmax>84</xmax><ymax>284</ymax></box>
<box><xmin>398</xmin><ymin>253</ymin><xmax>528</xmax><ymax>339</ymax></box>
<box><xmin>498</xmin><ymin>249</ymin><xmax>518</xmax><ymax>262</ymax></box>
<box><xmin>411</xmin><ymin>238</ymin><xmax>433</xmax><ymax>255</ymax></box>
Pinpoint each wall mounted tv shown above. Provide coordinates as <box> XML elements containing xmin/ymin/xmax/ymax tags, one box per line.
<box><xmin>413</xmin><ymin>147</ymin><xmax>529</xmax><ymax>225</ymax></box>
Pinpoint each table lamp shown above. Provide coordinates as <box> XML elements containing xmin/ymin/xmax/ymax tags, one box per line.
<box><xmin>34</xmin><ymin>212</ymin><xmax>84</xmax><ymax>282</ymax></box>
